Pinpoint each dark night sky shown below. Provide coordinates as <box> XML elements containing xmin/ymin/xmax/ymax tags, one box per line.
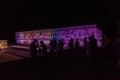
<box><xmin>0</xmin><ymin>0</ymin><xmax>119</xmax><ymax>42</ymax></box>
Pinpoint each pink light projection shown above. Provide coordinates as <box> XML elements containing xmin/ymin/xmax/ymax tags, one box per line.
<box><xmin>15</xmin><ymin>24</ymin><xmax>102</xmax><ymax>47</ymax></box>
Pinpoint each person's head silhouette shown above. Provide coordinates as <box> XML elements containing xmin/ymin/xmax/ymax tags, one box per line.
<box><xmin>91</xmin><ymin>34</ymin><xmax>95</xmax><ymax>39</ymax></box>
<box><xmin>40</xmin><ymin>41</ymin><xmax>44</xmax><ymax>45</ymax></box>
<box><xmin>34</xmin><ymin>39</ymin><xmax>38</xmax><ymax>43</ymax></box>
<box><xmin>76</xmin><ymin>38</ymin><xmax>79</xmax><ymax>41</ymax></box>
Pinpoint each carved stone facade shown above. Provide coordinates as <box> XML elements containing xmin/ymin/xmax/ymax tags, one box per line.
<box><xmin>15</xmin><ymin>24</ymin><xmax>102</xmax><ymax>47</ymax></box>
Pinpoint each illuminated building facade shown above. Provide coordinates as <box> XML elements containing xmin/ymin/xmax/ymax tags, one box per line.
<box><xmin>15</xmin><ymin>24</ymin><xmax>102</xmax><ymax>47</ymax></box>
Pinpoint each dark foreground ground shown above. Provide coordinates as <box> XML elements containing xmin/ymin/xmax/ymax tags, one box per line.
<box><xmin>0</xmin><ymin>47</ymin><xmax>120</xmax><ymax>80</ymax></box>
<box><xmin>0</xmin><ymin>55</ymin><xmax>120</xmax><ymax>80</ymax></box>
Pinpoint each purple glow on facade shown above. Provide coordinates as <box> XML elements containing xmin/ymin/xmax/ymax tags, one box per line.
<box><xmin>15</xmin><ymin>24</ymin><xmax>102</xmax><ymax>47</ymax></box>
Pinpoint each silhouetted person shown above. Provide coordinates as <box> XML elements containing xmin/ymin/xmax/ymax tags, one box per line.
<box><xmin>75</xmin><ymin>38</ymin><xmax>79</xmax><ymax>50</ymax></box>
<box><xmin>49</xmin><ymin>39</ymin><xmax>54</xmax><ymax>53</ymax></box>
<box><xmin>90</xmin><ymin>35</ymin><xmax>97</xmax><ymax>50</ymax></box>
<box><xmin>58</xmin><ymin>40</ymin><xmax>61</xmax><ymax>51</ymax></box>
<box><xmin>68</xmin><ymin>38</ymin><xmax>74</xmax><ymax>58</ymax></box>
<box><xmin>61</xmin><ymin>39</ymin><xmax>65</xmax><ymax>50</ymax></box>
<box><xmin>87</xmin><ymin>36</ymin><xmax>92</xmax><ymax>60</ymax></box>
<box><xmin>74</xmin><ymin>38</ymin><xmax>81</xmax><ymax>61</ymax></box>
<box><xmin>68</xmin><ymin>38</ymin><xmax>74</xmax><ymax>50</ymax></box>
<box><xmin>58</xmin><ymin>39</ymin><xmax>64</xmax><ymax>52</ymax></box>
<box><xmin>88</xmin><ymin>35</ymin><xmax>98</xmax><ymax>64</ymax></box>
<box><xmin>83</xmin><ymin>37</ymin><xmax>88</xmax><ymax>48</ymax></box>
<box><xmin>101</xmin><ymin>35</ymin><xmax>110</xmax><ymax>63</ymax></box>
<box><xmin>102</xmin><ymin>35</ymin><xmax>109</xmax><ymax>47</ymax></box>
<box><xmin>83</xmin><ymin>37</ymin><xmax>89</xmax><ymax>57</ymax></box>
<box><xmin>39</xmin><ymin>41</ymin><xmax>47</xmax><ymax>56</ymax></box>
<box><xmin>100</xmin><ymin>35</ymin><xmax>116</xmax><ymax>66</ymax></box>
<box><xmin>39</xmin><ymin>43</ymin><xmax>42</xmax><ymax>56</ymax></box>
<box><xmin>30</xmin><ymin>39</ymin><xmax>39</xmax><ymax>59</ymax></box>
<box><xmin>112</xmin><ymin>35</ymin><xmax>120</xmax><ymax>67</ymax></box>
<box><xmin>100</xmin><ymin>35</ymin><xmax>109</xmax><ymax>64</ymax></box>
<box><xmin>53</xmin><ymin>38</ymin><xmax>57</xmax><ymax>52</ymax></box>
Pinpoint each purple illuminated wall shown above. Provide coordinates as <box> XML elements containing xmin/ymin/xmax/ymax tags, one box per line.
<box><xmin>15</xmin><ymin>24</ymin><xmax>102</xmax><ymax>47</ymax></box>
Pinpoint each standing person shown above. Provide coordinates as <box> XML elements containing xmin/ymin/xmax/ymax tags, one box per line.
<box><xmin>113</xmin><ymin>35</ymin><xmax>120</xmax><ymax>67</ymax></box>
<box><xmin>83</xmin><ymin>37</ymin><xmax>88</xmax><ymax>48</ymax></box>
<box><xmin>102</xmin><ymin>35</ymin><xmax>115</xmax><ymax>65</ymax></box>
<box><xmin>73</xmin><ymin>38</ymin><xmax>80</xmax><ymax>58</ymax></box>
<box><xmin>39</xmin><ymin>41</ymin><xmax>47</xmax><ymax>56</ymax></box>
<box><xmin>58</xmin><ymin>39</ymin><xmax>64</xmax><ymax>52</ymax></box>
<box><xmin>61</xmin><ymin>39</ymin><xmax>65</xmax><ymax>51</ymax></box>
<box><xmin>68</xmin><ymin>38</ymin><xmax>74</xmax><ymax>50</ymax></box>
<box><xmin>75</xmin><ymin>38</ymin><xmax>80</xmax><ymax>50</ymax></box>
<box><xmin>58</xmin><ymin>39</ymin><xmax>62</xmax><ymax>52</ymax></box>
<box><xmin>39</xmin><ymin>40</ymin><xmax>43</xmax><ymax>56</ymax></box>
<box><xmin>87</xmin><ymin>36</ymin><xmax>92</xmax><ymax>61</ymax></box>
<box><xmin>49</xmin><ymin>39</ymin><xmax>54</xmax><ymax>53</ymax></box>
<box><xmin>83</xmin><ymin>37</ymin><xmax>89</xmax><ymax>59</ymax></box>
<box><xmin>30</xmin><ymin>39</ymin><xmax>39</xmax><ymax>59</ymax></box>
<box><xmin>88</xmin><ymin>35</ymin><xmax>98</xmax><ymax>64</ymax></box>
<box><xmin>68</xmin><ymin>38</ymin><xmax>74</xmax><ymax>57</ymax></box>
<box><xmin>53</xmin><ymin>38</ymin><xmax>57</xmax><ymax>52</ymax></box>
<box><xmin>101</xmin><ymin>35</ymin><xmax>110</xmax><ymax>64</ymax></box>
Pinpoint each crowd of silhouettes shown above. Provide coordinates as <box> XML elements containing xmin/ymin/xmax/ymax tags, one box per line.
<box><xmin>29</xmin><ymin>34</ymin><xmax>120</xmax><ymax>67</ymax></box>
